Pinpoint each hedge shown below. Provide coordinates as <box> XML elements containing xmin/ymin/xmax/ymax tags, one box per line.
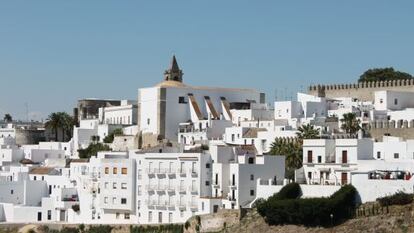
<box><xmin>377</xmin><ymin>192</ymin><xmax>414</xmax><ymax>207</ymax></box>
<box><xmin>257</xmin><ymin>184</ymin><xmax>357</xmax><ymax>227</ymax></box>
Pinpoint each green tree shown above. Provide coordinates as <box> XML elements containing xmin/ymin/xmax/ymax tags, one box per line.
<box><xmin>3</xmin><ymin>114</ymin><xmax>12</xmax><ymax>123</ymax></box>
<box><xmin>78</xmin><ymin>143</ymin><xmax>111</xmax><ymax>159</ymax></box>
<box><xmin>296</xmin><ymin>124</ymin><xmax>320</xmax><ymax>140</ymax></box>
<box><xmin>270</xmin><ymin>138</ymin><xmax>303</xmax><ymax>178</ymax></box>
<box><xmin>358</xmin><ymin>67</ymin><xmax>413</xmax><ymax>83</ymax></box>
<box><xmin>45</xmin><ymin>112</ymin><xmax>74</xmax><ymax>142</ymax></box>
<box><xmin>103</xmin><ymin>128</ymin><xmax>124</xmax><ymax>143</ymax></box>
<box><xmin>340</xmin><ymin>113</ymin><xmax>361</xmax><ymax>135</ymax></box>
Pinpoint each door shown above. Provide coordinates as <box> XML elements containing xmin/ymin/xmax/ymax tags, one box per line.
<box><xmin>342</xmin><ymin>150</ymin><xmax>348</xmax><ymax>163</ymax></box>
<box><xmin>213</xmin><ymin>205</ymin><xmax>219</xmax><ymax>213</ymax></box>
<box><xmin>158</xmin><ymin>212</ymin><xmax>162</xmax><ymax>223</ymax></box>
<box><xmin>37</xmin><ymin>212</ymin><xmax>42</xmax><ymax>221</ymax></box>
<box><xmin>60</xmin><ymin>210</ymin><xmax>65</xmax><ymax>221</ymax></box>
<box><xmin>307</xmin><ymin>150</ymin><xmax>313</xmax><ymax>163</ymax></box>
<box><xmin>341</xmin><ymin>172</ymin><xmax>348</xmax><ymax>185</ymax></box>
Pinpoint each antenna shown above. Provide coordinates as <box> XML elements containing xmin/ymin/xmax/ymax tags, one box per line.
<box><xmin>25</xmin><ymin>102</ymin><xmax>29</xmax><ymax>122</ymax></box>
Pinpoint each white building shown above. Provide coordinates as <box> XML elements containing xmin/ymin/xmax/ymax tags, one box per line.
<box><xmin>138</xmin><ymin>56</ymin><xmax>264</xmax><ymax>143</ymax></box>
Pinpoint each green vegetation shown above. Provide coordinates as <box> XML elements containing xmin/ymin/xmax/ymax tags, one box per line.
<box><xmin>257</xmin><ymin>184</ymin><xmax>357</xmax><ymax>227</ymax></box>
<box><xmin>130</xmin><ymin>224</ymin><xmax>183</xmax><ymax>233</ymax></box>
<box><xmin>3</xmin><ymin>114</ymin><xmax>12</xmax><ymax>123</ymax></box>
<box><xmin>42</xmin><ymin>225</ymin><xmax>112</xmax><ymax>233</ymax></box>
<box><xmin>358</xmin><ymin>67</ymin><xmax>413</xmax><ymax>83</ymax></box>
<box><xmin>78</xmin><ymin>143</ymin><xmax>111</xmax><ymax>159</ymax></box>
<box><xmin>269</xmin><ymin>138</ymin><xmax>302</xmax><ymax>179</ymax></box>
<box><xmin>71</xmin><ymin>204</ymin><xmax>80</xmax><ymax>212</ymax></box>
<box><xmin>296</xmin><ymin>124</ymin><xmax>320</xmax><ymax>140</ymax></box>
<box><xmin>377</xmin><ymin>192</ymin><xmax>414</xmax><ymax>207</ymax></box>
<box><xmin>103</xmin><ymin>128</ymin><xmax>124</xmax><ymax>143</ymax></box>
<box><xmin>340</xmin><ymin>113</ymin><xmax>361</xmax><ymax>135</ymax></box>
<box><xmin>45</xmin><ymin>112</ymin><xmax>74</xmax><ymax>142</ymax></box>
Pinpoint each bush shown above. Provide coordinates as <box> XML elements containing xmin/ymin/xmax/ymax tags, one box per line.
<box><xmin>272</xmin><ymin>183</ymin><xmax>301</xmax><ymax>200</ymax></box>
<box><xmin>257</xmin><ymin>184</ymin><xmax>357</xmax><ymax>227</ymax></box>
<box><xmin>86</xmin><ymin>225</ymin><xmax>112</xmax><ymax>233</ymax></box>
<box><xmin>78</xmin><ymin>143</ymin><xmax>111</xmax><ymax>159</ymax></box>
<box><xmin>130</xmin><ymin>224</ymin><xmax>183</xmax><ymax>233</ymax></box>
<box><xmin>103</xmin><ymin>128</ymin><xmax>124</xmax><ymax>143</ymax></box>
<box><xmin>71</xmin><ymin>204</ymin><xmax>80</xmax><ymax>212</ymax></box>
<box><xmin>377</xmin><ymin>192</ymin><xmax>414</xmax><ymax>207</ymax></box>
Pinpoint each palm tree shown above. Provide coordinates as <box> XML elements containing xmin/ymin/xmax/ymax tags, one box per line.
<box><xmin>3</xmin><ymin>114</ymin><xmax>12</xmax><ymax>123</ymax></box>
<box><xmin>270</xmin><ymin>138</ymin><xmax>302</xmax><ymax>170</ymax></box>
<box><xmin>45</xmin><ymin>112</ymin><xmax>74</xmax><ymax>142</ymax></box>
<box><xmin>340</xmin><ymin>113</ymin><xmax>361</xmax><ymax>135</ymax></box>
<box><xmin>45</xmin><ymin>113</ymin><xmax>61</xmax><ymax>141</ymax></box>
<box><xmin>296</xmin><ymin>124</ymin><xmax>320</xmax><ymax>140</ymax></box>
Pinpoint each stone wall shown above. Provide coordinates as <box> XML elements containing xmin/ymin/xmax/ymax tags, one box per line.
<box><xmin>368</xmin><ymin>119</ymin><xmax>414</xmax><ymax>141</ymax></box>
<box><xmin>308</xmin><ymin>79</ymin><xmax>414</xmax><ymax>101</ymax></box>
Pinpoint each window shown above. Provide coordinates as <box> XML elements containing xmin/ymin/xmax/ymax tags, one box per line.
<box><xmin>105</xmin><ymin>167</ymin><xmax>109</xmax><ymax>174</ymax></box>
<box><xmin>202</xmin><ymin>202</ymin><xmax>205</xmax><ymax>211</ymax></box>
<box><xmin>206</xmin><ymin>163</ymin><xmax>210</xmax><ymax>169</ymax></box>
<box><xmin>124</xmin><ymin>213</ymin><xmax>130</xmax><ymax>219</ymax></box>
<box><xmin>178</xmin><ymin>96</ymin><xmax>186</xmax><ymax>104</ymax></box>
<box><xmin>147</xmin><ymin>118</ymin><xmax>150</xmax><ymax>125</ymax></box>
<box><xmin>377</xmin><ymin>152</ymin><xmax>381</xmax><ymax>159</ymax></box>
<box><xmin>138</xmin><ymin>200</ymin><xmax>141</xmax><ymax>209</ymax></box>
<box><xmin>10</xmin><ymin>190</ymin><xmax>13</xmax><ymax>194</ymax></box>
<box><xmin>138</xmin><ymin>169</ymin><xmax>142</xmax><ymax>180</ymax></box>
<box><xmin>47</xmin><ymin>210</ymin><xmax>52</xmax><ymax>220</ymax></box>
<box><xmin>307</xmin><ymin>151</ymin><xmax>313</xmax><ymax>163</ymax></box>
<box><xmin>148</xmin><ymin>211</ymin><xmax>153</xmax><ymax>222</ymax></box>
<box><xmin>121</xmin><ymin>183</ymin><xmax>127</xmax><ymax>189</ymax></box>
<box><xmin>250</xmin><ymin>174</ymin><xmax>254</xmax><ymax>181</ymax></box>
<box><xmin>380</xmin><ymin>99</ymin><xmax>383</xmax><ymax>104</ymax></box>
<box><xmin>205</xmin><ymin>181</ymin><xmax>210</xmax><ymax>186</ymax></box>
<box><xmin>180</xmin><ymin>210</ymin><xmax>184</xmax><ymax>218</ymax></box>
<box><xmin>104</xmin><ymin>182</ymin><xmax>108</xmax><ymax>189</ymax></box>
<box><xmin>116</xmin><ymin>212</ymin><xmax>120</xmax><ymax>219</ymax></box>
<box><xmin>104</xmin><ymin>197</ymin><xmax>108</xmax><ymax>204</ymax></box>
<box><xmin>113</xmin><ymin>167</ymin><xmax>118</xmax><ymax>174</ymax></box>
<box><xmin>137</xmin><ymin>185</ymin><xmax>142</xmax><ymax>196</ymax></box>
<box><xmin>317</xmin><ymin>156</ymin><xmax>322</xmax><ymax>163</ymax></box>
<box><xmin>112</xmin><ymin>197</ymin><xmax>116</xmax><ymax>204</ymax></box>
<box><xmin>121</xmin><ymin>167</ymin><xmax>127</xmax><ymax>175</ymax></box>
<box><xmin>394</xmin><ymin>98</ymin><xmax>398</xmax><ymax>105</ymax></box>
<box><xmin>34</xmin><ymin>176</ymin><xmax>37</xmax><ymax>180</ymax></box>
<box><xmin>394</xmin><ymin>153</ymin><xmax>399</xmax><ymax>159</ymax></box>
<box><xmin>250</xmin><ymin>189</ymin><xmax>255</xmax><ymax>196</ymax></box>
<box><xmin>342</xmin><ymin>150</ymin><xmax>348</xmax><ymax>163</ymax></box>
<box><xmin>113</xmin><ymin>182</ymin><xmax>117</xmax><ymax>189</ymax></box>
<box><xmin>231</xmin><ymin>134</ymin><xmax>235</xmax><ymax>142</ymax></box>
<box><xmin>121</xmin><ymin>198</ymin><xmax>127</xmax><ymax>204</ymax></box>
<box><xmin>168</xmin><ymin>212</ymin><xmax>173</xmax><ymax>223</ymax></box>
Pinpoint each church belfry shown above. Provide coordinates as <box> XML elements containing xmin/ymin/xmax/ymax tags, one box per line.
<box><xmin>164</xmin><ymin>55</ymin><xmax>183</xmax><ymax>82</ymax></box>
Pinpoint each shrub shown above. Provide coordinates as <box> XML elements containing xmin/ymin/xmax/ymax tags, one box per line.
<box><xmin>272</xmin><ymin>183</ymin><xmax>301</xmax><ymax>200</ymax></box>
<box><xmin>103</xmin><ymin>128</ymin><xmax>124</xmax><ymax>143</ymax></box>
<box><xmin>257</xmin><ymin>184</ymin><xmax>357</xmax><ymax>227</ymax></box>
<box><xmin>78</xmin><ymin>143</ymin><xmax>111</xmax><ymax>159</ymax></box>
<box><xmin>71</xmin><ymin>204</ymin><xmax>80</xmax><ymax>212</ymax></box>
<box><xmin>130</xmin><ymin>224</ymin><xmax>183</xmax><ymax>233</ymax></box>
<box><xmin>86</xmin><ymin>225</ymin><xmax>112</xmax><ymax>233</ymax></box>
<box><xmin>377</xmin><ymin>192</ymin><xmax>414</xmax><ymax>207</ymax></box>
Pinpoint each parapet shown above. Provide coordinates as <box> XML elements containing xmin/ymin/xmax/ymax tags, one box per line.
<box><xmin>308</xmin><ymin>79</ymin><xmax>414</xmax><ymax>92</ymax></box>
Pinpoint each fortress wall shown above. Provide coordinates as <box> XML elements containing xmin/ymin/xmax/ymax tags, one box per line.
<box><xmin>308</xmin><ymin>79</ymin><xmax>414</xmax><ymax>101</ymax></box>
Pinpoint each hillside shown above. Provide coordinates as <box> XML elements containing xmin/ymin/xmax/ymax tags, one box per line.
<box><xmin>218</xmin><ymin>204</ymin><xmax>414</xmax><ymax>233</ymax></box>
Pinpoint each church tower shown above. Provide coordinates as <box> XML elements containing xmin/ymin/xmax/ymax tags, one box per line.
<box><xmin>164</xmin><ymin>55</ymin><xmax>183</xmax><ymax>82</ymax></box>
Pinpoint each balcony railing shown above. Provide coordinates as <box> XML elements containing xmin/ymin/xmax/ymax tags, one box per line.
<box><xmin>189</xmin><ymin>169</ymin><xmax>198</xmax><ymax>177</ymax></box>
<box><xmin>177</xmin><ymin>186</ymin><xmax>186</xmax><ymax>193</ymax></box>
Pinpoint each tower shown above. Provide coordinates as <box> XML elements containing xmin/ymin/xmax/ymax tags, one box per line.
<box><xmin>164</xmin><ymin>55</ymin><xmax>183</xmax><ymax>82</ymax></box>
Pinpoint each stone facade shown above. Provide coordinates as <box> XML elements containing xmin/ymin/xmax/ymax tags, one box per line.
<box><xmin>308</xmin><ymin>79</ymin><xmax>414</xmax><ymax>101</ymax></box>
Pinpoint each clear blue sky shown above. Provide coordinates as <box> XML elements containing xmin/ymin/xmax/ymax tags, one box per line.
<box><xmin>1</xmin><ymin>1</ymin><xmax>413</xmax><ymax>121</ymax></box>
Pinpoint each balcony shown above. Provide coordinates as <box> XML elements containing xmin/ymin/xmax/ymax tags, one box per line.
<box><xmin>190</xmin><ymin>188</ymin><xmax>198</xmax><ymax>195</ymax></box>
<box><xmin>177</xmin><ymin>202</ymin><xmax>186</xmax><ymax>210</ymax></box>
<box><xmin>178</xmin><ymin>169</ymin><xmax>186</xmax><ymax>177</ymax></box>
<box><xmin>189</xmin><ymin>169</ymin><xmax>198</xmax><ymax>178</ymax></box>
<box><xmin>177</xmin><ymin>186</ymin><xmax>186</xmax><ymax>194</ymax></box>
<box><xmin>213</xmin><ymin>182</ymin><xmax>220</xmax><ymax>188</ymax></box>
<box><xmin>188</xmin><ymin>202</ymin><xmax>198</xmax><ymax>211</ymax></box>
<box><xmin>229</xmin><ymin>181</ymin><xmax>237</xmax><ymax>189</ymax></box>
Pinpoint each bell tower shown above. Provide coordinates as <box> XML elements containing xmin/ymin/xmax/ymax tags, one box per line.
<box><xmin>164</xmin><ymin>55</ymin><xmax>183</xmax><ymax>82</ymax></box>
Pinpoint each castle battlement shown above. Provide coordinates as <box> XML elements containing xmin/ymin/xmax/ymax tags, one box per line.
<box><xmin>308</xmin><ymin>79</ymin><xmax>414</xmax><ymax>92</ymax></box>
